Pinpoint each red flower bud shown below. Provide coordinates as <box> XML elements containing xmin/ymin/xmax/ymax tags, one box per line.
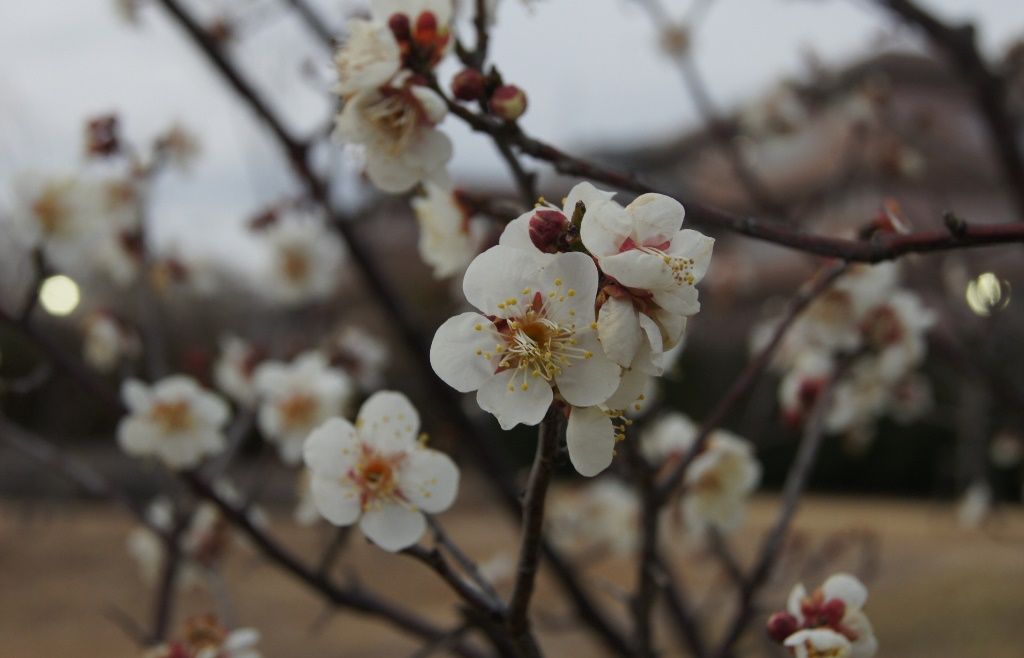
<box><xmin>766</xmin><ymin>612</ymin><xmax>800</xmax><ymax>644</ymax></box>
<box><xmin>388</xmin><ymin>13</ymin><xmax>411</xmax><ymax>42</ymax></box>
<box><xmin>820</xmin><ymin>598</ymin><xmax>846</xmax><ymax>627</ymax></box>
<box><xmin>414</xmin><ymin>11</ymin><xmax>438</xmax><ymax>44</ymax></box>
<box><xmin>451</xmin><ymin>68</ymin><xmax>486</xmax><ymax>101</ymax></box>
<box><xmin>490</xmin><ymin>84</ymin><xmax>528</xmax><ymax>121</ymax></box>
<box><xmin>529</xmin><ymin>209</ymin><xmax>568</xmax><ymax>253</ymax></box>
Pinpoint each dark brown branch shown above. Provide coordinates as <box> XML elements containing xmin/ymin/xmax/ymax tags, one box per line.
<box><xmin>876</xmin><ymin>0</ymin><xmax>1024</xmax><ymax>217</ymax></box>
<box><xmin>656</xmin><ymin>262</ymin><xmax>849</xmax><ymax>499</ymax></box>
<box><xmin>506</xmin><ymin>408</ymin><xmax>562</xmax><ymax>653</ymax></box>
<box><xmin>621</xmin><ymin>439</ymin><xmax>660</xmax><ymax>657</ymax></box>
<box><xmin>712</xmin><ymin>364</ymin><xmax>846</xmax><ymax>658</ymax></box>
<box><xmin>183</xmin><ymin>474</ymin><xmax>489</xmax><ymax>658</ymax></box>
<box><xmin>428</xmin><ymin>516</ymin><xmax>504</xmax><ymax>605</ymax></box>
<box><xmin>403</xmin><ymin>545</ymin><xmax>505</xmax><ymax>617</ymax></box>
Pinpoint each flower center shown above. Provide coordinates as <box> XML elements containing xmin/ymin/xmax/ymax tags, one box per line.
<box><xmin>280</xmin><ymin>246</ymin><xmax>311</xmax><ymax>283</ymax></box>
<box><xmin>150</xmin><ymin>400</ymin><xmax>194</xmax><ymax>434</ymax></box>
<box><xmin>278</xmin><ymin>392</ymin><xmax>318</xmax><ymax>430</ymax></box>
<box><xmin>350</xmin><ymin>449</ymin><xmax>403</xmax><ymax>509</ymax></box>
<box><xmin>861</xmin><ymin>305</ymin><xmax>904</xmax><ymax>348</ymax></box>
<box><xmin>363</xmin><ymin>89</ymin><xmax>423</xmax><ymax>154</ymax></box>
<box><xmin>31</xmin><ymin>188</ymin><xmax>69</xmax><ymax>236</ymax></box>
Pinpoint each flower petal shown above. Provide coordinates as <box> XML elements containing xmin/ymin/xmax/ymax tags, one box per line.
<box><xmin>554</xmin><ymin>332</ymin><xmax>621</xmax><ymax>407</ymax></box>
<box><xmin>476</xmin><ymin>369</ymin><xmax>552</xmax><ymax>429</ymax></box>
<box><xmin>629</xmin><ymin>193</ymin><xmax>685</xmax><ymax>245</ymax></box>
<box><xmin>311</xmin><ymin>474</ymin><xmax>362</xmax><ymax>526</ymax></box>
<box><xmin>360</xmin><ymin>502</ymin><xmax>426</xmax><ymax>552</ymax></box>
<box><xmin>303</xmin><ymin>417</ymin><xmax>360</xmax><ymax>478</ymax></box>
<box><xmin>463</xmin><ymin>246</ymin><xmax>545</xmax><ymax>317</ymax></box>
<box><xmin>400</xmin><ymin>448</ymin><xmax>460</xmax><ymax>513</ymax></box>
<box><xmin>822</xmin><ymin>573</ymin><xmax>868</xmax><ymax>611</ymax></box>
<box><xmin>565</xmin><ymin>406</ymin><xmax>616</xmax><ymax>476</ymax></box>
<box><xmin>430</xmin><ymin>312</ymin><xmax>500</xmax><ymax>393</ymax></box>
<box><xmin>597</xmin><ymin>297</ymin><xmax>643</xmax><ymax>367</ymax></box>
<box><xmin>667</xmin><ymin>229</ymin><xmax>715</xmax><ymax>282</ymax></box>
<box><xmin>357</xmin><ymin>390</ymin><xmax>421</xmax><ymax>450</ymax></box>
<box><xmin>579</xmin><ymin>196</ymin><xmax>631</xmax><ymax>257</ymax></box>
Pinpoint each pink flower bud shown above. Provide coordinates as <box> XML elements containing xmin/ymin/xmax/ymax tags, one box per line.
<box><xmin>451</xmin><ymin>69</ymin><xmax>486</xmax><ymax>101</ymax></box>
<box><xmin>388</xmin><ymin>13</ymin><xmax>411</xmax><ymax>42</ymax></box>
<box><xmin>766</xmin><ymin>612</ymin><xmax>800</xmax><ymax>643</ymax></box>
<box><xmin>490</xmin><ymin>85</ymin><xmax>527</xmax><ymax>121</ymax></box>
<box><xmin>529</xmin><ymin>209</ymin><xmax>568</xmax><ymax>253</ymax></box>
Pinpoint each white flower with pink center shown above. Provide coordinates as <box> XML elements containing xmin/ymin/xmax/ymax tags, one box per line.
<box><xmin>768</xmin><ymin>573</ymin><xmax>878</xmax><ymax>658</ymax></box>
<box><xmin>254</xmin><ymin>351</ymin><xmax>355</xmax><ymax>465</ymax></box>
<box><xmin>118</xmin><ymin>376</ymin><xmax>230</xmax><ymax>470</ymax></box>
<box><xmin>302</xmin><ymin>391</ymin><xmax>459</xmax><ymax>552</ymax></box>
<box><xmin>430</xmin><ymin>245</ymin><xmax>621</xmax><ymax>429</ymax></box>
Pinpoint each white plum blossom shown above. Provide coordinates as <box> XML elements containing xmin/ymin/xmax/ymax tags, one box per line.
<box><xmin>683</xmin><ymin>429</ymin><xmax>761</xmax><ymax>532</ymax></box>
<box><xmin>430</xmin><ymin>246</ymin><xmax>621</xmax><ymax>436</ymax></box>
<box><xmin>82</xmin><ymin>310</ymin><xmax>139</xmax><ymax>372</ymax></box>
<box><xmin>143</xmin><ymin>614</ymin><xmax>261</xmax><ymax>658</ymax></box>
<box><xmin>302</xmin><ymin>391</ymin><xmax>459</xmax><ymax>552</ymax></box>
<box><xmin>549</xmin><ymin>478</ymin><xmax>638</xmax><ymax>555</ymax></box>
<box><xmin>641</xmin><ymin>412</ymin><xmax>760</xmax><ymax>533</ymax></box>
<box><xmin>335</xmin><ymin>75</ymin><xmax>452</xmax><ymax>193</ymax></box>
<box><xmin>858</xmin><ymin>290</ymin><xmax>936</xmax><ymax>382</ymax></box>
<box><xmin>334</xmin><ymin>19</ymin><xmax>402</xmax><ymax>97</ymax></box>
<box><xmin>213</xmin><ymin>335</ymin><xmax>264</xmax><ymax>406</ymax></box>
<box><xmin>500</xmin><ymin>182</ymin><xmax>713</xmax><ymax>374</ymax></box>
<box><xmin>411</xmin><ymin>183</ymin><xmax>482</xmax><ymax>278</ymax></box>
<box><xmin>262</xmin><ymin>213</ymin><xmax>345</xmax><ymax>305</ymax></box>
<box><xmin>776</xmin><ymin>573</ymin><xmax>878</xmax><ymax>658</ymax></box>
<box><xmin>957</xmin><ymin>480</ymin><xmax>992</xmax><ymax>529</ymax></box>
<box><xmin>254</xmin><ymin>351</ymin><xmax>355</xmax><ymax>465</ymax></box>
<box><xmin>333</xmin><ymin>325</ymin><xmax>391</xmax><ymax>391</ymax></box>
<box><xmin>118</xmin><ymin>376</ymin><xmax>229</xmax><ymax>469</ymax></box>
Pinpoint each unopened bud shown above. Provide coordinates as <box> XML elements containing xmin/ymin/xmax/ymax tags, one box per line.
<box><xmin>85</xmin><ymin>114</ymin><xmax>120</xmax><ymax>157</ymax></box>
<box><xmin>820</xmin><ymin>598</ymin><xmax>846</xmax><ymax>627</ymax></box>
<box><xmin>490</xmin><ymin>85</ymin><xmax>527</xmax><ymax>121</ymax></box>
<box><xmin>766</xmin><ymin>612</ymin><xmax>799</xmax><ymax>644</ymax></box>
<box><xmin>388</xmin><ymin>13</ymin><xmax>411</xmax><ymax>42</ymax></box>
<box><xmin>413</xmin><ymin>11</ymin><xmax>438</xmax><ymax>45</ymax></box>
<box><xmin>529</xmin><ymin>209</ymin><xmax>568</xmax><ymax>253</ymax></box>
<box><xmin>451</xmin><ymin>68</ymin><xmax>486</xmax><ymax>101</ymax></box>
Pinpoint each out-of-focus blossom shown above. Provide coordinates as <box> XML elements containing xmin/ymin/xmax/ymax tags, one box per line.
<box><xmin>261</xmin><ymin>212</ymin><xmax>345</xmax><ymax>305</ymax></box>
<box><xmin>332</xmin><ymin>325</ymin><xmax>390</xmax><ymax>390</ymax></box>
<box><xmin>990</xmin><ymin>431</ymin><xmax>1023</xmax><ymax>468</ymax></box>
<box><xmin>549</xmin><ymin>478</ymin><xmax>638</xmax><ymax>555</ymax></box>
<box><xmin>293</xmin><ymin>469</ymin><xmax>321</xmax><ymax>526</ymax></box>
<box><xmin>118</xmin><ymin>376</ymin><xmax>229</xmax><ymax>469</ymax></box>
<box><xmin>303</xmin><ymin>391</ymin><xmax>459</xmax><ymax>552</ymax></box>
<box><xmin>142</xmin><ymin>614</ymin><xmax>261</xmax><ymax>658</ymax></box>
<box><xmin>739</xmin><ymin>82</ymin><xmax>808</xmax><ymax>138</ymax></box>
<box><xmin>957</xmin><ymin>481</ymin><xmax>992</xmax><ymax>529</ymax></box>
<box><xmin>410</xmin><ymin>183</ymin><xmax>482</xmax><ymax>278</ymax></box>
<box><xmin>254</xmin><ymin>351</ymin><xmax>355</xmax><ymax>465</ymax></box>
<box><xmin>82</xmin><ymin>310</ymin><xmax>139</xmax><ymax>372</ymax></box>
<box><xmin>768</xmin><ymin>573</ymin><xmax>878</xmax><ymax>658</ymax></box>
<box><xmin>156</xmin><ymin>123</ymin><xmax>202</xmax><ymax>172</ymax></box>
<box><xmin>430</xmin><ymin>246</ymin><xmax>621</xmax><ymax>435</ymax></box>
<box><xmin>213</xmin><ymin>335</ymin><xmax>265</xmax><ymax>406</ymax></box>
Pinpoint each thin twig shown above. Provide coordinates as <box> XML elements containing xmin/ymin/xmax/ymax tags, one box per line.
<box><xmin>506</xmin><ymin>408</ymin><xmax>562</xmax><ymax>652</ymax></box>
<box><xmin>402</xmin><ymin>545</ymin><xmax>505</xmax><ymax>616</ymax></box>
<box><xmin>428</xmin><ymin>515</ymin><xmax>503</xmax><ymax>605</ymax></box>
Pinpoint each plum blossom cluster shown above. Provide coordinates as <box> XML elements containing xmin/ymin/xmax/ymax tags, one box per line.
<box><xmin>302</xmin><ymin>391</ymin><xmax>459</xmax><ymax>551</ymax></box>
<box><xmin>548</xmin><ymin>478</ymin><xmax>639</xmax><ymax>555</ymax></box>
<box><xmin>249</xmin><ymin>207</ymin><xmax>346</xmax><ymax>306</ymax></box>
<box><xmin>431</xmin><ymin>181</ymin><xmax>713</xmax><ymax>476</ymax></box>
<box><xmin>142</xmin><ymin>614</ymin><xmax>261</xmax><ymax>658</ymax></box>
<box><xmin>766</xmin><ymin>573</ymin><xmax>878</xmax><ymax>658</ymax></box>
<box><xmin>642</xmin><ymin>412</ymin><xmax>761</xmax><ymax>533</ymax></box>
<box><xmin>753</xmin><ymin>263</ymin><xmax>935</xmax><ymax>445</ymax></box>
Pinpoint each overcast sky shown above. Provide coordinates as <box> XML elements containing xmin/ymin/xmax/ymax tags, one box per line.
<box><xmin>1</xmin><ymin>0</ymin><xmax>1022</xmax><ymax>258</ymax></box>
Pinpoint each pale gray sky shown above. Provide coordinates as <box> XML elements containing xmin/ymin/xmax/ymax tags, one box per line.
<box><xmin>1</xmin><ymin>0</ymin><xmax>1022</xmax><ymax>258</ymax></box>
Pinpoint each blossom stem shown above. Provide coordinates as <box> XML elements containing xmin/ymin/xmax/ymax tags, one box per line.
<box><xmin>506</xmin><ymin>407</ymin><xmax>563</xmax><ymax>652</ymax></box>
<box><xmin>428</xmin><ymin>515</ymin><xmax>503</xmax><ymax>605</ymax></box>
<box><xmin>713</xmin><ymin>358</ymin><xmax>851</xmax><ymax>658</ymax></box>
<box><xmin>655</xmin><ymin>262</ymin><xmax>849</xmax><ymax>500</ymax></box>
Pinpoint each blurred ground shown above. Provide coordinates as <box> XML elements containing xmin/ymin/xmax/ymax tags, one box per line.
<box><xmin>1</xmin><ymin>493</ymin><xmax>1022</xmax><ymax>657</ymax></box>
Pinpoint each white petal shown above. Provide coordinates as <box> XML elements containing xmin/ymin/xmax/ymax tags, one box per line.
<box><xmin>476</xmin><ymin>370</ymin><xmax>552</xmax><ymax>429</ymax></box>
<box><xmin>400</xmin><ymin>448</ymin><xmax>459</xmax><ymax>513</ymax></box>
<box><xmin>579</xmin><ymin>196</ymin><xmax>632</xmax><ymax>257</ymax></box>
<box><xmin>118</xmin><ymin>418</ymin><xmax>157</xmax><ymax>456</ymax></box>
<box><xmin>600</xmin><ymin>249</ymin><xmax>674</xmax><ymax>291</ymax></box>
<box><xmin>311</xmin><ymin>474</ymin><xmax>362</xmax><ymax>526</ymax></box>
<box><xmin>565</xmin><ymin>406</ymin><xmax>616</xmax><ymax>476</ymax></box>
<box><xmin>498</xmin><ymin>210</ymin><xmax>542</xmax><ymax>252</ymax></box>
<box><xmin>667</xmin><ymin>229</ymin><xmax>715</xmax><ymax>282</ymax></box>
<box><xmin>555</xmin><ymin>333</ymin><xmax>621</xmax><ymax>407</ymax></box>
<box><xmin>429</xmin><ymin>312</ymin><xmax>500</xmax><ymax>392</ymax></box>
<box><xmin>604</xmin><ymin>366</ymin><xmax>650</xmax><ymax>411</ymax></box>
<box><xmin>597</xmin><ymin>298</ymin><xmax>643</xmax><ymax>367</ymax></box>
<box><xmin>365</xmin><ymin>149</ymin><xmax>419</xmax><ymax>193</ymax></box>
<box><xmin>121</xmin><ymin>379</ymin><xmax>151</xmax><ymax>412</ymax></box>
<box><xmin>356</xmin><ymin>390</ymin><xmax>420</xmax><ymax>450</ymax></box>
<box><xmin>788</xmin><ymin>583</ymin><xmax>807</xmax><ymax>620</ymax></box>
<box><xmin>359</xmin><ymin>502</ymin><xmax>426</xmax><ymax>552</ymax></box>
<box><xmin>410</xmin><ymin>86</ymin><xmax>448</xmax><ymax>124</ymax></box>
<box><xmin>651</xmin><ymin>284</ymin><xmax>701</xmax><ymax>317</ymax></box>
<box><xmin>542</xmin><ymin>251</ymin><xmax>600</xmax><ymax>325</ymax></box>
<box><xmin>822</xmin><ymin>573</ymin><xmax>868</xmax><ymax>611</ymax></box>
<box><xmin>303</xmin><ymin>417</ymin><xmax>360</xmax><ymax>478</ymax></box>
<box><xmin>628</xmin><ymin>193</ymin><xmax>685</xmax><ymax>245</ymax></box>
<box><xmin>463</xmin><ymin>246</ymin><xmax>545</xmax><ymax>317</ymax></box>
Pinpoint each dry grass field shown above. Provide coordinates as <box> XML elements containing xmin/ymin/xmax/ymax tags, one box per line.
<box><xmin>1</xmin><ymin>492</ymin><xmax>1022</xmax><ymax>657</ymax></box>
